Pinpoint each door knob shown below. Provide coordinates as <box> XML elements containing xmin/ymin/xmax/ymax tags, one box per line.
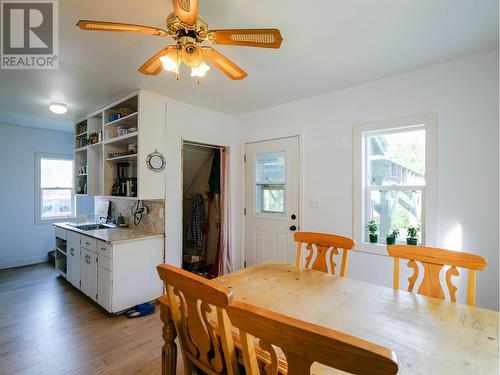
<box><xmin>291</xmin><ymin>214</ymin><xmax>296</xmax><ymax>220</ymax></box>
<box><xmin>289</xmin><ymin>225</ymin><xmax>297</xmax><ymax>231</ymax></box>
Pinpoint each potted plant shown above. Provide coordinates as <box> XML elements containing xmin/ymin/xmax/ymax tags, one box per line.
<box><xmin>386</xmin><ymin>226</ymin><xmax>400</xmax><ymax>245</ymax></box>
<box><xmin>406</xmin><ymin>225</ymin><xmax>420</xmax><ymax>245</ymax></box>
<box><xmin>367</xmin><ymin>219</ymin><xmax>379</xmax><ymax>243</ymax></box>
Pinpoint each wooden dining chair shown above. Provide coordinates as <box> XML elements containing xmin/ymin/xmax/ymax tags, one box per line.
<box><xmin>157</xmin><ymin>264</ymin><xmax>240</xmax><ymax>375</ymax></box>
<box><xmin>387</xmin><ymin>245</ymin><xmax>487</xmax><ymax>306</ymax></box>
<box><xmin>227</xmin><ymin>301</ymin><xmax>398</xmax><ymax>375</ymax></box>
<box><xmin>294</xmin><ymin>232</ymin><xmax>355</xmax><ymax>276</ymax></box>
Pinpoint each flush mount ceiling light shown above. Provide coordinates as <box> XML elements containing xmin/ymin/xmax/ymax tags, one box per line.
<box><xmin>76</xmin><ymin>0</ymin><xmax>283</xmax><ymax>81</ymax></box>
<box><xmin>49</xmin><ymin>102</ymin><xmax>68</xmax><ymax>114</ymax></box>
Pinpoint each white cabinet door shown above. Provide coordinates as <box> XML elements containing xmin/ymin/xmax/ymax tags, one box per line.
<box><xmin>80</xmin><ymin>249</ymin><xmax>90</xmax><ymax>296</ymax></box>
<box><xmin>67</xmin><ymin>231</ymin><xmax>81</xmax><ymax>288</ymax></box>
<box><xmin>80</xmin><ymin>249</ymin><xmax>98</xmax><ymax>301</ymax></box>
<box><xmin>97</xmin><ymin>265</ymin><xmax>112</xmax><ymax>312</ymax></box>
<box><xmin>88</xmin><ymin>252</ymin><xmax>98</xmax><ymax>302</ymax></box>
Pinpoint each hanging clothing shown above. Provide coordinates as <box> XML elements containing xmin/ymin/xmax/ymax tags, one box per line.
<box><xmin>186</xmin><ymin>193</ymin><xmax>206</xmax><ymax>250</ymax></box>
<box><xmin>208</xmin><ymin>149</ymin><xmax>221</xmax><ymax>194</ymax></box>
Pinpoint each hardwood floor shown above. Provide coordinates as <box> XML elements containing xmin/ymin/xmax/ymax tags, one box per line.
<box><xmin>0</xmin><ymin>263</ymin><xmax>183</xmax><ymax>374</ymax></box>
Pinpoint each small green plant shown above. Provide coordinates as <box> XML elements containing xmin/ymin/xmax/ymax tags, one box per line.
<box><xmin>388</xmin><ymin>226</ymin><xmax>400</xmax><ymax>239</ymax></box>
<box><xmin>406</xmin><ymin>225</ymin><xmax>420</xmax><ymax>240</ymax></box>
<box><xmin>366</xmin><ymin>220</ymin><xmax>378</xmax><ymax>235</ymax></box>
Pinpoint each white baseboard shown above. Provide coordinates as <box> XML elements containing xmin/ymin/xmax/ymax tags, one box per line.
<box><xmin>0</xmin><ymin>256</ymin><xmax>49</xmax><ymax>270</ymax></box>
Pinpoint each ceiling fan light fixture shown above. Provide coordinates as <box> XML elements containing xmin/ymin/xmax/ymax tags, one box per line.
<box><xmin>160</xmin><ymin>54</ymin><xmax>179</xmax><ymax>74</ymax></box>
<box><xmin>191</xmin><ymin>61</ymin><xmax>210</xmax><ymax>78</ymax></box>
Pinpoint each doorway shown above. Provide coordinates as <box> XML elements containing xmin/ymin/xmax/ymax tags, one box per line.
<box><xmin>182</xmin><ymin>141</ymin><xmax>229</xmax><ymax>278</ymax></box>
<box><xmin>244</xmin><ymin>136</ymin><xmax>300</xmax><ymax>267</ymax></box>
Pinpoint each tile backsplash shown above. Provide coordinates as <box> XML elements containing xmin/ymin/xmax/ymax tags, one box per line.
<box><xmin>95</xmin><ymin>197</ymin><xmax>165</xmax><ymax>234</ymax></box>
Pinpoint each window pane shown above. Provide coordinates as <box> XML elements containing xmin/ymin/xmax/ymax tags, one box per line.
<box><xmin>256</xmin><ymin>152</ymin><xmax>285</xmax><ymax>184</ymax></box>
<box><xmin>367</xmin><ymin>189</ymin><xmax>422</xmax><ymax>244</ymax></box>
<box><xmin>256</xmin><ymin>184</ymin><xmax>285</xmax><ymax>213</ymax></box>
<box><xmin>42</xmin><ymin>189</ymin><xmax>72</xmax><ymax>218</ymax></box>
<box><xmin>366</xmin><ymin>129</ymin><xmax>425</xmax><ymax>186</ymax></box>
<box><xmin>41</xmin><ymin>158</ymin><xmax>73</xmax><ymax>188</ymax></box>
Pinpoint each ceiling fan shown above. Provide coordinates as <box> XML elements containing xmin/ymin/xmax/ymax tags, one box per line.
<box><xmin>76</xmin><ymin>0</ymin><xmax>283</xmax><ymax>81</ymax></box>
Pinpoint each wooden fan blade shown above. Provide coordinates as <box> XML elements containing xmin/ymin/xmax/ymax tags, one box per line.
<box><xmin>76</xmin><ymin>20</ymin><xmax>169</xmax><ymax>36</ymax></box>
<box><xmin>139</xmin><ymin>46</ymin><xmax>178</xmax><ymax>76</ymax></box>
<box><xmin>172</xmin><ymin>0</ymin><xmax>198</xmax><ymax>25</ymax></box>
<box><xmin>207</xmin><ymin>29</ymin><xmax>283</xmax><ymax>49</ymax></box>
<box><xmin>201</xmin><ymin>47</ymin><xmax>247</xmax><ymax>80</ymax></box>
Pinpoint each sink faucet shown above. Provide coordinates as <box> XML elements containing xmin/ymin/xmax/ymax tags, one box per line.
<box><xmin>100</xmin><ymin>215</ymin><xmax>115</xmax><ymax>225</ymax></box>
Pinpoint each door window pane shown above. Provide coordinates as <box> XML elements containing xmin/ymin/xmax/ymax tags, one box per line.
<box><xmin>42</xmin><ymin>189</ymin><xmax>73</xmax><ymax>219</ymax></box>
<box><xmin>256</xmin><ymin>151</ymin><xmax>286</xmax><ymax>214</ymax></box>
<box><xmin>257</xmin><ymin>184</ymin><xmax>285</xmax><ymax>213</ymax></box>
<box><xmin>367</xmin><ymin>189</ymin><xmax>422</xmax><ymax>243</ymax></box>
<box><xmin>366</xmin><ymin>129</ymin><xmax>425</xmax><ymax>186</ymax></box>
<box><xmin>256</xmin><ymin>151</ymin><xmax>285</xmax><ymax>183</ymax></box>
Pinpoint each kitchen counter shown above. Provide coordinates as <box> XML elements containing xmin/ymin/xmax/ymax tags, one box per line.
<box><xmin>54</xmin><ymin>222</ymin><xmax>164</xmax><ymax>244</ymax></box>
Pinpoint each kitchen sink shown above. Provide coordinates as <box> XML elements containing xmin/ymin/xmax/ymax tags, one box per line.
<box><xmin>76</xmin><ymin>224</ymin><xmax>116</xmax><ymax>231</ymax></box>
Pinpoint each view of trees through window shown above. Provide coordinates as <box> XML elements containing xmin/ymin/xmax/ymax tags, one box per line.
<box><xmin>256</xmin><ymin>151</ymin><xmax>286</xmax><ymax>213</ymax></box>
<box><xmin>366</xmin><ymin>128</ymin><xmax>425</xmax><ymax>243</ymax></box>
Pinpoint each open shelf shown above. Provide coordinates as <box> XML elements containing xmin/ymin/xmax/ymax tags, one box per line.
<box><xmin>104</xmin><ymin>112</ymin><xmax>138</xmax><ymax>127</ymax></box>
<box><xmin>100</xmin><ymin>195</ymin><xmax>138</xmax><ymax>201</ymax></box>
<box><xmin>73</xmin><ymin>90</ymin><xmax>166</xmax><ymax>200</ymax></box>
<box><xmin>106</xmin><ymin>153</ymin><xmax>137</xmax><ymax>163</ymax></box>
<box><xmin>104</xmin><ymin>132</ymin><xmax>138</xmax><ymax>145</ymax></box>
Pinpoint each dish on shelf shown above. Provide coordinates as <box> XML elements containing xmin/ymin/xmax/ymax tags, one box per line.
<box><xmin>119</xmin><ymin>107</ymin><xmax>135</xmax><ymax>116</ymax></box>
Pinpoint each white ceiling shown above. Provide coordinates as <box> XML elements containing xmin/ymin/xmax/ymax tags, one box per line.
<box><xmin>0</xmin><ymin>0</ymin><xmax>497</xmax><ymax>132</ymax></box>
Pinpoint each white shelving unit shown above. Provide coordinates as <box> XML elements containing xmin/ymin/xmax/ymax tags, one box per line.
<box><xmin>73</xmin><ymin>90</ymin><xmax>166</xmax><ymax>200</ymax></box>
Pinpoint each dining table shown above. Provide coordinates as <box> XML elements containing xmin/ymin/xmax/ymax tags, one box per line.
<box><xmin>159</xmin><ymin>262</ymin><xmax>499</xmax><ymax>374</ymax></box>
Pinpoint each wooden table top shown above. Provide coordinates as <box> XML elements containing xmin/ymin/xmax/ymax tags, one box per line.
<box><xmin>216</xmin><ymin>262</ymin><xmax>499</xmax><ymax>375</ymax></box>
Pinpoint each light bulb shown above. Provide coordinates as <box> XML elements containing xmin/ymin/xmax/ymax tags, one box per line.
<box><xmin>49</xmin><ymin>102</ymin><xmax>67</xmax><ymax>114</ymax></box>
<box><xmin>160</xmin><ymin>55</ymin><xmax>179</xmax><ymax>74</ymax></box>
<box><xmin>191</xmin><ymin>61</ymin><xmax>210</xmax><ymax>78</ymax></box>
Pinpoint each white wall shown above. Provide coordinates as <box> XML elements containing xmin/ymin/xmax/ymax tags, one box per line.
<box><xmin>165</xmin><ymin>99</ymin><xmax>239</xmax><ymax>269</ymax></box>
<box><xmin>236</xmin><ymin>50</ymin><xmax>499</xmax><ymax>310</ymax></box>
<box><xmin>0</xmin><ymin>123</ymin><xmax>73</xmax><ymax>268</ymax></box>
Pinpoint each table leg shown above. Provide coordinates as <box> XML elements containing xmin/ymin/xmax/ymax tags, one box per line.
<box><xmin>159</xmin><ymin>297</ymin><xmax>177</xmax><ymax>375</ymax></box>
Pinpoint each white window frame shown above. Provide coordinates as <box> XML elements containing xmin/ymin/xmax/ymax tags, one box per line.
<box><xmin>35</xmin><ymin>152</ymin><xmax>74</xmax><ymax>225</ymax></box>
<box><xmin>353</xmin><ymin>114</ymin><xmax>437</xmax><ymax>255</ymax></box>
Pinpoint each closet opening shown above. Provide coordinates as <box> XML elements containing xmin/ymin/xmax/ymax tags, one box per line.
<box><xmin>182</xmin><ymin>140</ymin><xmax>231</xmax><ymax>279</ymax></box>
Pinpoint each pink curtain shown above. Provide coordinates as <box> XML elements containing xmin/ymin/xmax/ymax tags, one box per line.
<box><xmin>217</xmin><ymin>148</ymin><xmax>232</xmax><ymax>275</ymax></box>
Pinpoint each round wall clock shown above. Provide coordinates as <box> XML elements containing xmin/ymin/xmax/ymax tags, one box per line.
<box><xmin>146</xmin><ymin>151</ymin><xmax>166</xmax><ymax>172</ymax></box>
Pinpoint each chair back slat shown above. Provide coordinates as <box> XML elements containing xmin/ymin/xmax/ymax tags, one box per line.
<box><xmin>295</xmin><ymin>232</ymin><xmax>355</xmax><ymax>276</ymax></box>
<box><xmin>227</xmin><ymin>301</ymin><xmax>399</xmax><ymax>375</ymax></box>
<box><xmin>387</xmin><ymin>245</ymin><xmax>487</xmax><ymax>306</ymax></box>
<box><xmin>157</xmin><ymin>264</ymin><xmax>239</xmax><ymax>375</ymax></box>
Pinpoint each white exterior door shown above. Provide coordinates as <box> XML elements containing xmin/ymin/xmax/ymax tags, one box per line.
<box><xmin>245</xmin><ymin>137</ymin><xmax>299</xmax><ymax>266</ymax></box>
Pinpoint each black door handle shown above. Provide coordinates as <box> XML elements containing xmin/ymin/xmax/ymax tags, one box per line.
<box><xmin>289</xmin><ymin>225</ymin><xmax>297</xmax><ymax>231</ymax></box>
<box><xmin>291</xmin><ymin>214</ymin><xmax>296</xmax><ymax>220</ymax></box>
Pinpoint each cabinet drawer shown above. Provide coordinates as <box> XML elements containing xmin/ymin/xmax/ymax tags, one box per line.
<box><xmin>80</xmin><ymin>236</ymin><xmax>97</xmax><ymax>252</ymax></box>
<box><xmin>55</xmin><ymin>227</ymin><xmax>66</xmax><ymax>240</ymax></box>
<box><xmin>98</xmin><ymin>241</ymin><xmax>111</xmax><ymax>257</ymax></box>
<box><xmin>98</xmin><ymin>254</ymin><xmax>112</xmax><ymax>271</ymax></box>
